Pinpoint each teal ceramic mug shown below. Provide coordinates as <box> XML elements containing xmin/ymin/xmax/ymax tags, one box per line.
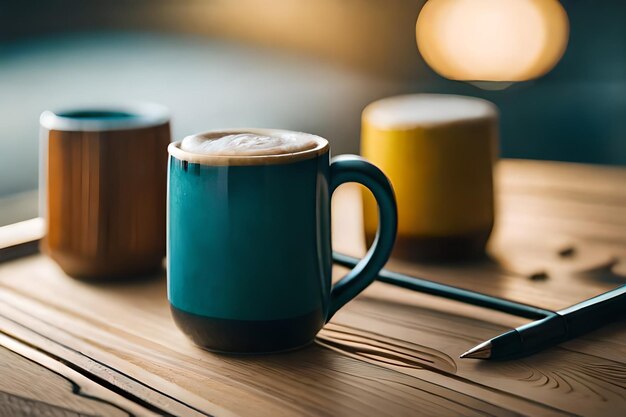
<box><xmin>167</xmin><ymin>128</ymin><xmax>397</xmax><ymax>353</ymax></box>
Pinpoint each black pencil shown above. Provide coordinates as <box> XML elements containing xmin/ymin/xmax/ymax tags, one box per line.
<box><xmin>333</xmin><ymin>252</ymin><xmax>554</xmax><ymax>319</ymax></box>
<box><xmin>461</xmin><ymin>285</ymin><xmax>626</xmax><ymax>360</ymax></box>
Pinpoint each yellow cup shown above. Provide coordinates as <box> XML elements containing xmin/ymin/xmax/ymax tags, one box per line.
<box><xmin>361</xmin><ymin>94</ymin><xmax>498</xmax><ymax>261</ymax></box>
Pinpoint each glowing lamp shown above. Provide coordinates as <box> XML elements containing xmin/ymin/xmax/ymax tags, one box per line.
<box><xmin>416</xmin><ymin>0</ymin><xmax>569</xmax><ymax>82</ymax></box>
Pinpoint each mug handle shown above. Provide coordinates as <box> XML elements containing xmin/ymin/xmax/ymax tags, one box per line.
<box><xmin>327</xmin><ymin>155</ymin><xmax>397</xmax><ymax>321</ymax></box>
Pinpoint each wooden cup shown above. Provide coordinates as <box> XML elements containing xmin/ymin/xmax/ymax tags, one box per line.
<box><xmin>361</xmin><ymin>94</ymin><xmax>498</xmax><ymax>262</ymax></box>
<box><xmin>39</xmin><ymin>105</ymin><xmax>171</xmax><ymax>279</ymax></box>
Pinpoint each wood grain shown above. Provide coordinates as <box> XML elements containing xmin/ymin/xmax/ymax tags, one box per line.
<box><xmin>0</xmin><ymin>159</ymin><xmax>625</xmax><ymax>417</ymax></box>
<box><xmin>42</xmin><ymin>124</ymin><xmax>170</xmax><ymax>279</ymax></box>
<box><xmin>0</xmin><ymin>333</ymin><xmax>158</xmax><ymax>417</ymax></box>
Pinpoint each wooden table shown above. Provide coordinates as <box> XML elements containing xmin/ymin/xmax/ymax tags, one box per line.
<box><xmin>1</xmin><ymin>160</ymin><xmax>625</xmax><ymax>417</ymax></box>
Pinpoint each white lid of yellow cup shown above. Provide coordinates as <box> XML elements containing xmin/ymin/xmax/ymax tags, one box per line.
<box><xmin>363</xmin><ymin>94</ymin><xmax>498</xmax><ymax>129</ymax></box>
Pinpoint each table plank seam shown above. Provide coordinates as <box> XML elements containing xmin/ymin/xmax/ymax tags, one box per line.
<box><xmin>0</xmin><ymin>338</ymin><xmax>141</xmax><ymax>417</ymax></box>
<box><xmin>0</xmin><ymin>311</ymin><xmax>212</xmax><ymax>417</ymax></box>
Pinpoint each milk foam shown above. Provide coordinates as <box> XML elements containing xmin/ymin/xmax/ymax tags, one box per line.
<box><xmin>180</xmin><ymin>132</ymin><xmax>319</xmax><ymax>156</ymax></box>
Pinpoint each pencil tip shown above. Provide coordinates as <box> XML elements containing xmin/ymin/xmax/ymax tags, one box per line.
<box><xmin>460</xmin><ymin>341</ymin><xmax>492</xmax><ymax>359</ymax></box>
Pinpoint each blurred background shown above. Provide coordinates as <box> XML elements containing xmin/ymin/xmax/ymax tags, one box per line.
<box><xmin>0</xmin><ymin>0</ymin><xmax>625</xmax><ymax>225</ymax></box>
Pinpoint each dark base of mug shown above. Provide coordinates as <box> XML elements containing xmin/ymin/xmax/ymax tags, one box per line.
<box><xmin>170</xmin><ymin>304</ymin><xmax>325</xmax><ymax>354</ymax></box>
<box><xmin>368</xmin><ymin>228</ymin><xmax>492</xmax><ymax>263</ymax></box>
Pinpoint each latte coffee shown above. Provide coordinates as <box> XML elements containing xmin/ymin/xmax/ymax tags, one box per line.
<box><xmin>181</xmin><ymin>131</ymin><xmax>319</xmax><ymax>156</ymax></box>
<box><xmin>167</xmin><ymin>127</ymin><xmax>398</xmax><ymax>353</ymax></box>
